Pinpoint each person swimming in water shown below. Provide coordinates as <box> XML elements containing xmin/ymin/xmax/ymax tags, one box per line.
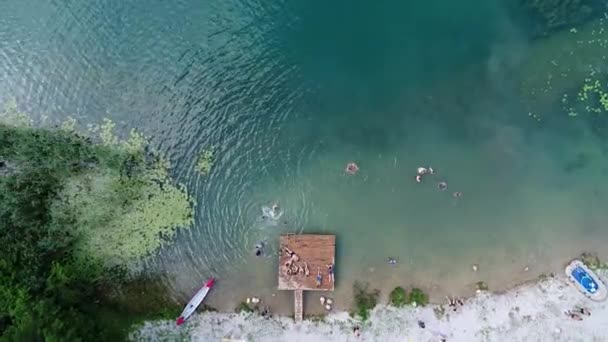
<box><xmin>415</xmin><ymin>174</ymin><xmax>422</xmax><ymax>183</ymax></box>
<box><xmin>437</xmin><ymin>181</ymin><xmax>448</xmax><ymax>191</ymax></box>
<box><xmin>453</xmin><ymin>191</ymin><xmax>462</xmax><ymax>198</ymax></box>
<box><xmin>255</xmin><ymin>243</ymin><xmax>264</xmax><ymax>257</ymax></box>
<box><xmin>262</xmin><ymin>201</ymin><xmax>283</xmax><ymax>220</ymax></box>
<box><xmin>345</xmin><ymin>162</ymin><xmax>359</xmax><ymax>175</ymax></box>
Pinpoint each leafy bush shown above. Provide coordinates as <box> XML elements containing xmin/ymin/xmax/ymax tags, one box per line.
<box><xmin>351</xmin><ymin>282</ymin><xmax>379</xmax><ymax>321</ymax></box>
<box><xmin>407</xmin><ymin>288</ymin><xmax>429</xmax><ymax>307</ymax></box>
<box><xmin>476</xmin><ymin>281</ymin><xmax>489</xmax><ymax>291</ymax></box>
<box><xmin>389</xmin><ymin>287</ymin><xmax>407</xmax><ymax>307</ymax></box>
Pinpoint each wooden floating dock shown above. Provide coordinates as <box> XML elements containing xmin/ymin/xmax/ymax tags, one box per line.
<box><xmin>278</xmin><ymin>234</ymin><xmax>336</xmax><ymax>321</ymax></box>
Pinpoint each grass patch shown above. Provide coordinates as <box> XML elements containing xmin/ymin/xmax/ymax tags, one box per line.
<box><xmin>305</xmin><ymin>313</ymin><xmax>326</xmax><ymax>322</ymax></box>
<box><xmin>389</xmin><ymin>287</ymin><xmax>407</xmax><ymax>307</ymax></box>
<box><xmin>235</xmin><ymin>302</ymin><xmax>253</xmax><ymax>313</ymax></box>
<box><xmin>580</xmin><ymin>252</ymin><xmax>608</xmax><ymax>270</ymax></box>
<box><xmin>476</xmin><ymin>281</ymin><xmax>489</xmax><ymax>291</ymax></box>
<box><xmin>351</xmin><ymin>282</ymin><xmax>379</xmax><ymax>321</ymax></box>
<box><xmin>406</xmin><ymin>288</ymin><xmax>429</xmax><ymax>307</ymax></box>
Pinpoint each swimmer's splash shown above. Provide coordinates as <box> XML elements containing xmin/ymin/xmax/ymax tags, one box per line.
<box><xmin>261</xmin><ymin>202</ymin><xmax>283</xmax><ymax>221</ymax></box>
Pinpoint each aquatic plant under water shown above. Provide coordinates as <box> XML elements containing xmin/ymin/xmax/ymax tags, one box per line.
<box><xmin>519</xmin><ymin>0</ymin><xmax>598</xmax><ymax>36</ymax></box>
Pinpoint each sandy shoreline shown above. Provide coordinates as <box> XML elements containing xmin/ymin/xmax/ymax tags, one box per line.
<box><xmin>133</xmin><ymin>268</ymin><xmax>608</xmax><ymax>341</ymax></box>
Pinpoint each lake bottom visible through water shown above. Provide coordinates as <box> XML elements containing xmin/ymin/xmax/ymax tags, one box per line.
<box><xmin>165</xmin><ymin>66</ymin><xmax>608</xmax><ymax>314</ymax></box>
<box><xmin>1</xmin><ymin>0</ymin><xmax>608</xmax><ymax>316</ymax></box>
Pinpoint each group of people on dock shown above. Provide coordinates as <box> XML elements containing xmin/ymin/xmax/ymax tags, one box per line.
<box><xmin>282</xmin><ymin>246</ymin><xmax>308</xmax><ymax>276</ymax></box>
<box><xmin>281</xmin><ymin>246</ymin><xmax>334</xmax><ymax>287</ymax></box>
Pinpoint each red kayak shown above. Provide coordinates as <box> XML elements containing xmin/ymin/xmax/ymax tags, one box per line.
<box><xmin>176</xmin><ymin>278</ymin><xmax>215</xmax><ymax>326</ymax></box>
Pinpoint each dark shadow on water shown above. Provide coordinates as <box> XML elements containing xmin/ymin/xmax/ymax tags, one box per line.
<box><xmin>562</xmin><ymin>152</ymin><xmax>589</xmax><ymax>173</ymax></box>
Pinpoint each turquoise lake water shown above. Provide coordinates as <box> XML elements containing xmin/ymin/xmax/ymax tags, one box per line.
<box><xmin>1</xmin><ymin>1</ymin><xmax>608</xmax><ymax>312</ymax></box>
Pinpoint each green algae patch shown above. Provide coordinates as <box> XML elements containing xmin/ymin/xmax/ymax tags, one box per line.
<box><xmin>53</xmin><ymin>168</ymin><xmax>193</xmax><ymax>264</ymax></box>
<box><xmin>195</xmin><ymin>149</ymin><xmax>215</xmax><ymax>176</ymax></box>
<box><xmin>518</xmin><ymin>17</ymin><xmax>608</xmax><ymax>119</ymax></box>
<box><xmin>564</xmin><ymin>73</ymin><xmax>608</xmax><ymax>117</ymax></box>
<box><xmin>0</xmin><ymin>98</ymin><xmax>33</xmax><ymax>127</ymax></box>
<box><xmin>0</xmin><ymin>104</ymin><xmax>194</xmax><ymax>267</ymax></box>
<box><xmin>52</xmin><ymin>121</ymin><xmax>194</xmax><ymax>266</ymax></box>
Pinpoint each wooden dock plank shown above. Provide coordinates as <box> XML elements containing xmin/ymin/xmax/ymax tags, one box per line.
<box><xmin>294</xmin><ymin>289</ymin><xmax>303</xmax><ymax>321</ymax></box>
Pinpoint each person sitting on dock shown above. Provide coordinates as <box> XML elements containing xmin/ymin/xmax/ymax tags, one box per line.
<box><xmin>326</xmin><ymin>263</ymin><xmax>334</xmax><ymax>283</ymax></box>
<box><xmin>316</xmin><ymin>267</ymin><xmax>322</xmax><ymax>287</ymax></box>
<box><xmin>304</xmin><ymin>262</ymin><xmax>310</xmax><ymax>277</ymax></box>
<box><xmin>284</xmin><ymin>247</ymin><xmax>299</xmax><ymax>261</ymax></box>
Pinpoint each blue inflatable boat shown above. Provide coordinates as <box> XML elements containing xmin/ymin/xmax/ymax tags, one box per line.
<box><xmin>565</xmin><ymin>260</ymin><xmax>607</xmax><ymax>302</ymax></box>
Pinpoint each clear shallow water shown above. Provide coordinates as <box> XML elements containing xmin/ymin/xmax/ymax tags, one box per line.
<box><xmin>2</xmin><ymin>0</ymin><xmax>608</xmax><ymax>312</ymax></box>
